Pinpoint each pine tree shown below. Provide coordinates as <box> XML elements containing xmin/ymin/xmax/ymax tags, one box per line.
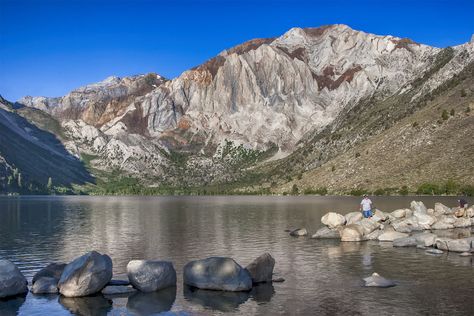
<box><xmin>17</xmin><ymin>173</ymin><xmax>22</xmax><ymax>188</ymax></box>
<box><xmin>47</xmin><ymin>177</ymin><xmax>53</xmax><ymax>191</ymax></box>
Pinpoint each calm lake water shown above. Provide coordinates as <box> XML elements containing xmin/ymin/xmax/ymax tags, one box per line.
<box><xmin>0</xmin><ymin>195</ymin><xmax>473</xmax><ymax>316</ymax></box>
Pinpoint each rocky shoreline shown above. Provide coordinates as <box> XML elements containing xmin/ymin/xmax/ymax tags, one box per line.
<box><xmin>309</xmin><ymin>201</ymin><xmax>474</xmax><ymax>254</ymax></box>
<box><xmin>0</xmin><ymin>251</ymin><xmax>279</xmax><ymax>304</ymax></box>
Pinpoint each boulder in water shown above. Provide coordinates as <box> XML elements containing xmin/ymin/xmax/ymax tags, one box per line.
<box><xmin>102</xmin><ymin>285</ymin><xmax>137</xmax><ymax>295</ymax></box>
<box><xmin>321</xmin><ymin>212</ymin><xmax>346</xmax><ymax>229</ymax></box>
<box><xmin>245</xmin><ymin>253</ymin><xmax>275</xmax><ymax>284</ymax></box>
<box><xmin>311</xmin><ymin>227</ymin><xmax>341</xmax><ymax>239</ymax></box>
<box><xmin>58</xmin><ymin>251</ymin><xmax>113</xmax><ymax>297</ymax></box>
<box><xmin>289</xmin><ymin>228</ymin><xmax>307</xmax><ymax>237</ymax></box>
<box><xmin>340</xmin><ymin>224</ymin><xmax>365</xmax><ymax>242</ymax></box>
<box><xmin>32</xmin><ymin>263</ymin><xmax>66</xmax><ymax>284</ymax></box>
<box><xmin>345</xmin><ymin>212</ymin><xmax>363</xmax><ymax>225</ymax></box>
<box><xmin>31</xmin><ymin>277</ymin><xmax>58</xmax><ymax>294</ymax></box>
<box><xmin>363</xmin><ymin>272</ymin><xmax>396</xmax><ymax>288</ymax></box>
<box><xmin>393</xmin><ymin>236</ymin><xmax>417</xmax><ymax>247</ymax></box>
<box><xmin>127</xmin><ymin>260</ymin><xmax>177</xmax><ymax>292</ymax></box>
<box><xmin>378</xmin><ymin>231</ymin><xmax>408</xmax><ymax>242</ymax></box>
<box><xmin>183</xmin><ymin>257</ymin><xmax>252</xmax><ymax>291</ymax></box>
<box><xmin>0</xmin><ymin>260</ymin><xmax>28</xmax><ymax>298</ymax></box>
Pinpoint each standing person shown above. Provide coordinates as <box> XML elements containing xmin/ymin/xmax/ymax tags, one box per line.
<box><xmin>455</xmin><ymin>197</ymin><xmax>468</xmax><ymax>217</ymax></box>
<box><xmin>360</xmin><ymin>194</ymin><xmax>373</xmax><ymax>218</ymax></box>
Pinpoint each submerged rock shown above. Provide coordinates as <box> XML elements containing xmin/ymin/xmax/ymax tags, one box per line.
<box><xmin>183</xmin><ymin>257</ymin><xmax>252</xmax><ymax>291</ymax></box>
<box><xmin>311</xmin><ymin>227</ymin><xmax>341</xmax><ymax>239</ymax></box>
<box><xmin>321</xmin><ymin>212</ymin><xmax>346</xmax><ymax>229</ymax></box>
<box><xmin>340</xmin><ymin>224</ymin><xmax>365</xmax><ymax>242</ymax></box>
<box><xmin>31</xmin><ymin>277</ymin><xmax>58</xmax><ymax>294</ymax></box>
<box><xmin>0</xmin><ymin>260</ymin><xmax>28</xmax><ymax>298</ymax></box>
<box><xmin>425</xmin><ymin>248</ymin><xmax>444</xmax><ymax>255</ymax></box>
<box><xmin>289</xmin><ymin>228</ymin><xmax>308</xmax><ymax>237</ymax></box>
<box><xmin>413</xmin><ymin>232</ymin><xmax>437</xmax><ymax>247</ymax></box>
<box><xmin>363</xmin><ymin>272</ymin><xmax>396</xmax><ymax>288</ymax></box>
<box><xmin>459</xmin><ymin>252</ymin><xmax>472</xmax><ymax>257</ymax></box>
<box><xmin>393</xmin><ymin>236</ymin><xmax>417</xmax><ymax>247</ymax></box>
<box><xmin>32</xmin><ymin>263</ymin><xmax>66</xmax><ymax>284</ymax></box>
<box><xmin>378</xmin><ymin>231</ymin><xmax>408</xmax><ymax>242</ymax></box>
<box><xmin>101</xmin><ymin>285</ymin><xmax>137</xmax><ymax>295</ymax></box>
<box><xmin>436</xmin><ymin>237</ymin><xmax>474</xmax><ymax>252</ymax></box>
<box><xmin>58</xmin><ymin>251</ymin><xmax>112</xmax><ymax>297</ymax></box>
<box><xmin>127</xmin><ymin>260</ymin><xmax>176</xmax><ymax>292</ymax></box>
<box><xmin>245</xmin><ymin>253</ymin><xmax>275</xmax><ymax>284</ymax></box>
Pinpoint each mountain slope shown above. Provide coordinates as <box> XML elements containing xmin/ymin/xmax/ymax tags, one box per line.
<box><xmin>3</xmin><ymin>24</ymin><xmax>474</xmax><ymax>194</ymax></box>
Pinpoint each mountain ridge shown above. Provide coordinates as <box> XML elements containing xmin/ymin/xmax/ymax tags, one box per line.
<box><xmin>2</xmin><ymin>24</ymin><xmax>473</xmax><ymax>195</ymax></box>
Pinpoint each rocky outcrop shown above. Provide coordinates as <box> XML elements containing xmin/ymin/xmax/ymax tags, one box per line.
<box><xmin>127</xmin><ymin>260</ymin><xmax>177</xmax><ymax>292</ymax></box>
<box><xmin>321</xmin><ymin>212</ymin><xmax>346</xmax><ymax>228</ymax></box>
<box><xmin>245</xmin><ymin>253</ymin><xmax>275</xmax><ymax>284</ymax></box>
<box><xmin>363</xmin><ymin>272</ymin><xmax>396</xmax><ymax>288</ymax></box>
<box><xmin>58</xmin><ymin>251</ymin><xmax>113</xmax><ymax>297</ymax></box>
<box><xmin>183</xmin><ymin>257</ymin><xmax>252</xmax><ymax>291</ymax></box>
<box><xmin>0</xmin><ymin>260</ymin><xmax>28</xmax><ymax>298</ymax></box>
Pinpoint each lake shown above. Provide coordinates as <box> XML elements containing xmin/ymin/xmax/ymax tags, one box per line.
<box><xmin>0</xmin><ymin>195</ymin><xmax>473</xmax><ymax>315</ymax></box>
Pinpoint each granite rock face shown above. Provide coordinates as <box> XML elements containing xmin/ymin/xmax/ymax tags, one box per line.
<box><xmin>127</xmin><ymin>260</ymin><xmax>177</xmax><ymax>292</ymax></box>
<box><xmin>58</xmin><ymin>251</ymin><xmax>113</xmax><ymax>297</ymax></box>
<box><xmin>0</xmin><ymin>260</ymin><xmax>28</xmax><ymax>298</ymax></box>
<box><xmin>183</xmin><ymin>257</ymin><xmax>252</xmax><ymax>291</ymax></box>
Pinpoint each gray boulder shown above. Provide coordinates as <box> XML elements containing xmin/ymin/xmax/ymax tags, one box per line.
<box><xmin>58</xmin><ymin>251</ymin><xmax>112</xmax><ymax>297</ymax></box>
<box><xmin>0</xmin><ymin>260</ymin><xmax>28</xmax><ymax>298</ymax></box>
<box><xmin>289</xmin><ymin>228</ymin><xmax>307</xmax><ymax>237</ymax></box>
<box><xmin>413</xmin><ymin>232</ymin><xmax>437</xmax><ymax>247</ymax></box>
<box><xmin>245</xmin><ymin>253</ymin><xmax>275</xmax><ymax>284</ymax></box>
<box><xmin>365</xmin><ymin>229</ymin><xmax>384</xmax><ymax>240</ymax></box>
<box><xmin>345</xmin><ymin>212</ymin><xmax>363</xmax><ymax>225</ymax></box>
<box><xmin>321</xmin><ymin>212</ymin><xmax>346</xmax><ymax>229</ymax></box>
<box><xmin>363</xmin><ymin>272</ymin><xmax>396</xmax><ymax>288</ymax></box>
<box><xmin>426</xmin><ymin>248</ymin><xmax>444</xmax><ymax>255</ymax></box>
<box><xmin>340</xmin><ymin>224</ymin><xmax>365</xmax><ymax>242</ymax></box>
<box><xmin>434</xmin><ymin>203</ymin><xmax>452</xmax><ymax>216</ymax></box>
<box><xmin>32</xmin><ymin>263</ymin><xmax>66</xmax><ymax>284</ymax></box>
<box><xmin>31</xmin><ymin>277</ymin><xmax>58</xmax><ymax>294</ymax></box>
<box><xmin>453</xmin><ymin>217</ymin><xmax>471</xmax><ymax>228</ymax></box>
<box><xmin>355</xmin><ymin>218</ymin><xmax>380</xmax><ymax>235</ymax></box>
<box><xmin>391</xmin><ymin>209</ymin><xmax>409</xmax><ymax>219</ymax></box>
<box><xmin>436</xmin><ymin>237</ymin><xmax>474</xmax><ymax>252</ymax></box>
<box><xmin>127</xmin><ymin>260</ymin><xmax>177</xmax><ymax>292</ymax></box>
<box><xmin>311</xmin><ymin>227</ymin><xmax>341</xmax><ymax>239</ymax></box>
<box><xmin>183</xmin><ymin>257</ymin><xmax>252</xmax><ymax>291</ymax></box>
<box><xmin>411</xmin><ymin>201</ymin><xmax>427</xmax><ymax>214</ymax></box>
<box><xmin>377</xmin><ymin>231</ymin><xmax>408</xmax><ymax>242</ymax></box>
<box><xmin>102</xmin><ymin>285</ymin><xmax>137</xmax><ymax>295</ymax></box>
<box><xmin>393</xmin><ymin>236</ymin><xmax>417</xmax><ymax>247</ymax></box>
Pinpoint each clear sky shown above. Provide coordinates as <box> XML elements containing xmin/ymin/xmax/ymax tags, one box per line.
<box><xmin>1</xmin><ymin>0</ymin><xmax>473</xmax><ymax>101</ymax></box>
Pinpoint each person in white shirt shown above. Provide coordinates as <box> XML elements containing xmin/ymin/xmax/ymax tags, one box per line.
<box><xmin>360</xmin><ymin>194</ymin><xmax>373</xmax><ymax>218</ymax></box>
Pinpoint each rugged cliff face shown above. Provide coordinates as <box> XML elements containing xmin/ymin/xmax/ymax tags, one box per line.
<box><xmin>2</xmin><ymin>24</ymin><xmax>474</xmax><ymax>194</ymax></box>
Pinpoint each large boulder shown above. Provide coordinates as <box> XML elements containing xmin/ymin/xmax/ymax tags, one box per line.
<box><xmin>436</xmin><ymin>237</ymin><xmax>474</xmax><ymax>252</ymax></box>
<box><xmin>321</xmin><ymin>212</ymin><xmax>346</xmax><ymax>229</ymax></box>
<box><xmin>32</xmin><ymin>263</ymin><xmax>66</xmax><ymax>284</ymax></box>
<box><xmin>58</xmin><ymin>251</ymin><xmax>112</xmax><ymax>297</ymax></box>
<box><xmin>391</xmin><ymin>209</ymin><xmax>409</xmax><ymax>219</ymax></box>
<box><xmin>0</xmin><ymin>260</ymin><xmax>28</xmax><ymax>298</ymax></box>
<box><xmin>289</xmin><ymin>228</ymin><xmax>307</xmax><ymax>237</ymax></box>
<box><xmin>431</xmin><ymin>216</ymin><xmax>455</xmax><ymax>230</ymax></box>
<box><xmin>245</xmin><ymin>253</ymin><xmax>275</xmax><ymax>284</ymax></box>
<box><xmin>127</xmin><ymin>260</ymin><xmax>176</xmax><ymax>292</ymax></box>
<box><xmin>434</xmin><ymin>203</ymin><xmax>452</xmax><ymax>216</ymax></box>
<box><xmin>183</xmin><ymin>257</ymin><xmax>252</xmax><ymax>291</ymax></box>
<box><xmin>365</xmin><ymin>229</ymin><xmax>384</xmax><ymax>240</ymax></box>
<box><xmin>355</xmin><ymin>218</ymin><xmax>380</xmax><ymax>235</ymax></box>
<box><xmin>340</xmin><ymin>224</ymin><xmax>365</xmax><ymax>242</ymax></box>
<box><xmin>466</xmin><ymin>207</ymin><xmax>474</xmax><ymax>218</ymax></box>
<box><xmin>411</xmin><ymin>201</ymin><xmax>427</xmax><ymax>214</ymax></box>
<box><xmin>372</xmin><ymin>209</ymin><xmax>389</xmax><ymax>222</ymax></box>
<box><xmin>363</xmin><ymin>272</ymin><xmax>396</xmax><ymax>288</ymax></box>
<box><xmin>413</xmin><ymin>213</ymin><xmax>436</xmax><ymax>229</ymax></box>
<box><xmin>413</xmin><ymin>232</ymin><xmax>437</xmax><ymax>247</ymax></box>
<box><xmin>393</xmin><ymin>236</ymin><xmax>417</xmax><ymax>247</ymax></box>
<box><xmin>345</xmin><ymin>212</ymin><xmax>363</xmax><ymax>225</ymax></box>
<box><xmin>378</xmin><ymin>231</ymin><xmax>408</xmax><ymax>242</ymax></box>
<box><xmin>453</xmin><ymin>217</ymin><xmax>471</xmax><ymax>228</ymax></box>
<box><xmin>311</xmin><ymin>227</ymin><xmax>341</xmax><ymax>239</ymax></box>
<box><xmin>31</xmin><ymin>277</ymin><xmax>58</xmax><ymax>294</ymax></box>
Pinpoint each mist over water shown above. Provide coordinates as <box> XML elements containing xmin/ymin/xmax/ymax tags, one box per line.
<box><xmin>0</xmin><ymin>196</ymin><xmax>473</xmax><ymax>315</ymax></box>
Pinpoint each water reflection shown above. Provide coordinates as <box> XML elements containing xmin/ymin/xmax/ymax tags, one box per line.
<box><xmin>183</xmin><ymin>286</ymin><xmax>250</xmax><ymax>312</ymax></box>
<box><xmin>59</xmin><ymin>294</ymin><xmax>112</xmax><ymax>316</ymax></box>
<box><xmin>126</xmin><ymin>286</ymin><xmax>176</xmax><ymax>315</ymax></box>
<box><xmin>0</xmin><ymin>295</ymin><xmax>26</xmax><ymax>316</ymax></box>
<box><xmin>249</xmin><ymin>282</ymin><xmax>275</xmax><ymax>302</ymax></box>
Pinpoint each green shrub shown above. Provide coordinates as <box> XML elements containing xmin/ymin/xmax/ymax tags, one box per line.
<box><xmin>399</xmin><ymin>185</ymin><xmax>409</xmax><ymax>196</ymax></box>
<box><xmin>291</xmin><ymin>184</ymin><xmax>299</xmax><ymax>195</ymax></box>
<box><xmin>416</xmin><ymin>183</ymin><xmax>442</xmax><ymax>195</ymax></box>
<box><xmin>441</xmin><ymin>110</ymin><xmax>449</xmax><ymax>120</ymax></box>
<box><xmin>303</xmin><ymin>187</ymin><xmax>328</xmax><ymax>195</ymax></box>
<box><xmin>450</xmin><ymin>109</ymin><xmax>455</xmax><ymax>116</ymax></box>
<box><xmin>331</xmin><ymin>165</ymin><xmax>336</xmax><ymax>172</ymax></box>
<box><xmin>355</xmin><ymin>152</ymin><xmax>361</xmax><ymax>158</ymax></box>
<box><xmin>460</xmin><ymin>89</ymin><xmax>467</xmax><ymax>97</ymax></box>
<box><xmin>349</xmin><ymin>188</ymin><xmax>369</xmax><ymax>196</ymax></box>
<box><xmin>412</xmin><ymin>121</ymin><xmax>419</xmax><ymax>128</ymax></box>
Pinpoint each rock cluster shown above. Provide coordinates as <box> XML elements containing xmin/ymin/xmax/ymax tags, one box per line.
<box><xmin>312</xmin><ymin>201</ymin><xmax>474</xmax><ymax>254</ymax></box>
<box><xmin>0</xmin><ymin>251</ymin><xmax>277</xmax><ymax>301</ymax></box>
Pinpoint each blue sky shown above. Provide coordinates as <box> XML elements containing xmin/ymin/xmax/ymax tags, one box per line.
<box><xmin>1</xmin><ymin>0</ymin><xmax>473</xmax><ymax>101</ymax></box>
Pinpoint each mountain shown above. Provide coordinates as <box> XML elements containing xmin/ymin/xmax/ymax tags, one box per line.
<box><xmin>2</xmin><ymin>24</ymin><xmax>474</xmax><ymax>195</ymax></box>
